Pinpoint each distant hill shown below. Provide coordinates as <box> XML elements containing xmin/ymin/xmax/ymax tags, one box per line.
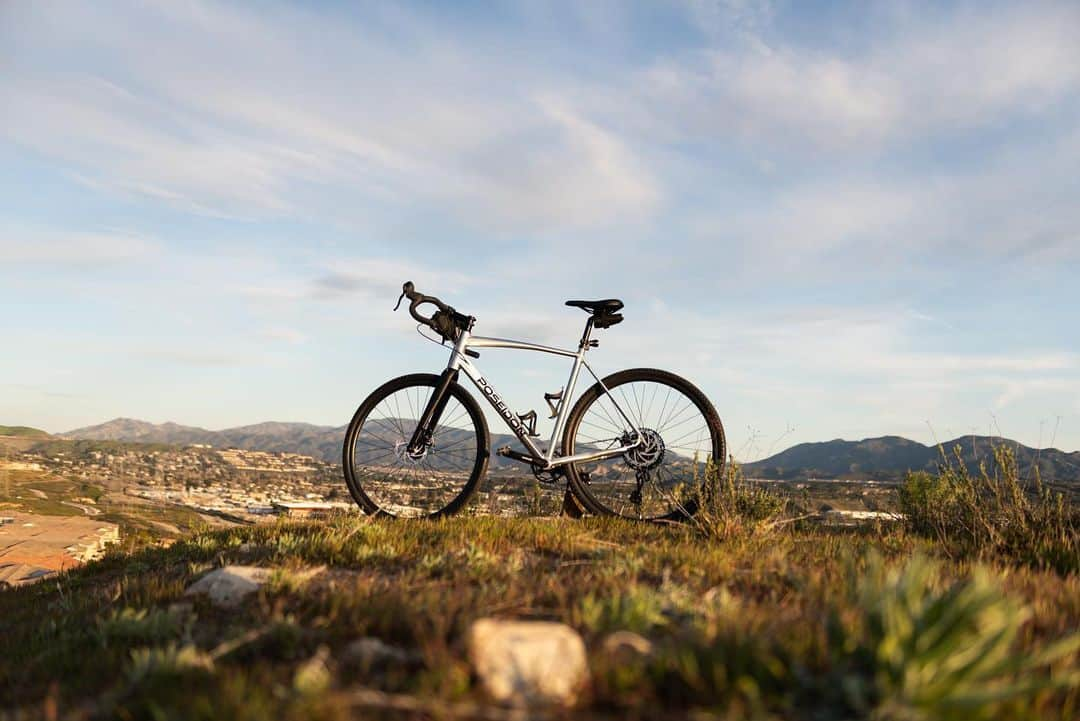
<box><xmin>60</xmin><ymin>418</ymin><xmax>348</xmax><ymax>462</ymax></box>
<box><xmin>0</xmin><ymin>425</ymin><xmax>51</xmax><ymax>438</ymax></box>
<box><xmin>61</xmin><ymin>418</ymin><xmax>523</xmax><ymax>469</ymax></box>
<box><xmin>61</xmin><ymin>421</ymin><xmax>1080</xmax><ymax>483</ymax></box>
<box><xmin>744</xmin><ymin>435</ymin><xmax>1080</xmax><ymax>484</ymax></box>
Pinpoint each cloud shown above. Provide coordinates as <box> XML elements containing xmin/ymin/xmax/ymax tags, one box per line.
<box><xmin>679</xmin><ymin>116</ymin><xmax>1080</xmax><ymax>274</ymax></box>
<box><xmin>0</xmin><ymin>1</ymin><xmax>659</xmax><ymax>230</ymax></box>
<box><xmin>307</xmin><ymin>260</ymin><xmax>471</xmax><ymax>301</ymax></box>
<box><xmin>0</xmin><ymin>227</ymin><xmax>160</xmax><ymax>267</ymax></box>
<box><xmin>260</xmin><ymin>327</ymin><xmax>307</xmax><ymax>345</ymax></box>
<box><xmin>138</xmin><ymin>349</ymin><xmax>240</xmax><ymax>367</ymax></box>
<box><xmin>620</xmin><ymin>2</ymin><xmax>1080</xmax><ymax>151</ymax></box>
<box><xmin>451</xmin><ymin>97</ymin><xmax>661</xmax><ymax>230</ymax></box>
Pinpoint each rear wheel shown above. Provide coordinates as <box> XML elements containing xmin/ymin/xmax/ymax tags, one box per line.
<box><xmin>343</xmin><ymin>373</ymin><xmax>489</xmax><ymax>518</ymax></box>
<box><xmin>562</xmin><ymin>368</ymin><xmax>725</xmax><ymax>520</ymax></box>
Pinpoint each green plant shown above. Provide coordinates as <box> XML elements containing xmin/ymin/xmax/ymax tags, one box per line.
<box><xmin>822</xmin><ymin>552</ymin><xmax>1080</xmax><ymax>720</ymax></box>
<box><xmin>126</xmin><ymin>643</ymin><xmax>215</xmax><ymax>685</ymax></box>
<box><xmin>96</xmin><ymin>607</ymin><xmax>191</xmax><ymax>648</ymax></box>
<box><xmin>576</xmin><ymin>586</ymin><xmax>670</xmax><ymax>635</ymax></box>
<box><xmin>899</xmin><ymin>444</ymin><xmax>1079</xmax><ymax>572</ymax></box>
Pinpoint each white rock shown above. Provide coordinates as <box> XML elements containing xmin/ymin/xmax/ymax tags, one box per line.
<box><xmin>184</xmin><ymin>565</ymin><xmax>270</xmax><ymax>608</ymax></box>
<box><xmin>467</xmin><ymin>618</ymin><xmax>588</xmax><ymax>708</ymax></box>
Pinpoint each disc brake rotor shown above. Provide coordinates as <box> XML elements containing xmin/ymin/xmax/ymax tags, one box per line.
<box><xmin>621</xmin><ymin>427</ymin><xmax>666</xmax><ymax>471</ymax></box>
<box><xmin>394</xmin><ymin>440</ymin><xmax>429</xmax><ymax>463</ymax></box>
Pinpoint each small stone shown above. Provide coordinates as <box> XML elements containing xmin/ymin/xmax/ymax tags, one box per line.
<box><xmin>468</xmin><ymin>618</ymin><xmax>588</xmax><ymax>708</ymax></box>
<box><xmin>601</xmin><ymin>630</ymin><xmax>654</xmax><ymax>663</ymax></box>
<box><xmin>343</xmin><ymin>637</ymin><xmax>416</xmax><ymax>671</ymax></box>
<box><xmin>184</xmin><ymin>565</ymin><xmax>271</xmax><ymax>608</ymax></box>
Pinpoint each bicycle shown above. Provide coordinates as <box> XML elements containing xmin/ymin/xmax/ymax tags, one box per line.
<box><xmin>342</xmin><ymin>281</ymin><xmax>726</xmax><ymax>520</ymax></box>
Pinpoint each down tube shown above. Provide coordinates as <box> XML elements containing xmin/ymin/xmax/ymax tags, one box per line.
<box><xmin>456</xmin><ymin>358</ymin><xmax>546</xmax><ymax>461</ymax></box>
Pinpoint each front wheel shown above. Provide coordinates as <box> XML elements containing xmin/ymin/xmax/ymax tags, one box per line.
<box><xmin>343</xmin><ymin>373</ymin><xmax>490</xmax><ymax>518</ymax></box>
<box><xmin>562</xmin><ymin>368</ymin><xmax>725</xmax><ymax>521</ymax></box>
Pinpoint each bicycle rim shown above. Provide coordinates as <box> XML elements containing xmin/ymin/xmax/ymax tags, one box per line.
<box><xmin>565</xmin><ymin>369</ymin><xmax>724</xmax><ymax>520</ymax></box>
<box><xmin>345</xmin><ymin>376</ymin><xmax>486</xmax><ymax>518</ymax></box>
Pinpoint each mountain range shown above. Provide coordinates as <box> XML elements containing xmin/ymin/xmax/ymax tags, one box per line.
<box><xmin>742</xmin><ymin>434</ymin><xmax>1080</xmax><ymax>484</ymax></box>
<box><xmin>59</xmin><ymin>418</ymin><xmax>1080</xmax><ymax>483</ymax></box>
<box><xmin>60</xmin><ymin>418</ymin><xmax>527</xmax><ymax>470</ymax></box>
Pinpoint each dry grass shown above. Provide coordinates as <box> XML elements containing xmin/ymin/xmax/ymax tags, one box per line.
<box><xmin>1</xmin><ymin>513</ymin><xmax>1077</xmax><ymax>720</ymax></box>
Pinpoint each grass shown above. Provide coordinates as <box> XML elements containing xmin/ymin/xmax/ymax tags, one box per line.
<box><xmin>1</xmin><ymin>514</ymin><xmax>1077</xmax><ymax>720</ymax></box>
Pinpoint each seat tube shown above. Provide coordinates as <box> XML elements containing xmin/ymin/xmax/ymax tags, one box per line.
<box><xmin>547</xmin><ymin>350</ymin><xmax>586</xmax><ymax>462</ymax></box>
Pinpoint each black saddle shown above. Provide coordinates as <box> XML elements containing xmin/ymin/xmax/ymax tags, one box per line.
<box><xmin>565</xmin><ymin>299</ymin><xmax>623</xmax><ymax>313</ymax></box>
<box><xmin>566</xmin><ymin>298</ymin><xmax>624</xmax><ymax>328</ymax></box>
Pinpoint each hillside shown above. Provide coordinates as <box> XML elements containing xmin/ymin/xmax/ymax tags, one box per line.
<box><xmin>0</xmin><ymin>425</ymin><xmax>50</xmax><ymax>438</ymax></box>
<box><xmin>745</xmin><ymin>435</ymin><xmax>1080</xmax><ymax>483</ymax></box>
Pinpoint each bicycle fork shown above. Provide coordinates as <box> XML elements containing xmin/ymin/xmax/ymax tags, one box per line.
<box><xmin>406</xmin><ymin>368</ymin><xmax>459</xmax><ymax>456</ymax></box>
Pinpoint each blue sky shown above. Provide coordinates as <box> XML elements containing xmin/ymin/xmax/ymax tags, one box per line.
<box><xmin>2</xmin><ymin>0</ymin><xmax>1079</xmax><ymax>458</ymax></box>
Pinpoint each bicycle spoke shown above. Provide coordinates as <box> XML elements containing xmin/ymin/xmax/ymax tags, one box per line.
<box><xmin>568</xmin><ymin>376</ymin><xmax>722</xmax><ymax>521</ymax></box>
<box><xmin>348</xmin><ymin>381</ymin><xmax>482</xmax><ymax>518</ymax></box>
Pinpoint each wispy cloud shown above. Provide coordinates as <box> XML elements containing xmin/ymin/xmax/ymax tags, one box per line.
<box><xmin>1</xmin><ymin>1</ymin><xmax>659</xmax><ymax>230</ymax></box>
<box><xmin>259</xmin><ymin>327</ymin><xmax>307</xmax><ymax>345</ymax></box>
<box><xmin>0</xmin><ymin>227</ymin><xmax>160</xmax><ymax>267</ymax></box>
<box><xmin>138</xmin><ymin>348</ymin><xmax>241</xmax><ymax>367</ymax></box>
<box><xmin>627</xmin><ymin>2</ymin><xmax>1080</xmax><ymax>150</ymax></box>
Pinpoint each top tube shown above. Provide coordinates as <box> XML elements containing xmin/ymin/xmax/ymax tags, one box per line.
<box><xmin>464</xmin><ymin>335</ymin><xmax>580</xmax><ymax>359</ymax></box>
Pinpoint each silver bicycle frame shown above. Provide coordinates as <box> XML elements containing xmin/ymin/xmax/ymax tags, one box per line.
<box><xmin>445</xmin><ymin>326</ymin><xmax>641</xmax><ymax>470</ymax></box>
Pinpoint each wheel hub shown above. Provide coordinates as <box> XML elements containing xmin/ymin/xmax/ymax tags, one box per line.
<box><xmin>394</xmin><ymin>440</ymin><xmax>429</xmax><ymax>463</ymax></box>
<box><xmin>621</xmin><ymin>427</ymin><xmax>665</xmax><ymax>471</ymax></box>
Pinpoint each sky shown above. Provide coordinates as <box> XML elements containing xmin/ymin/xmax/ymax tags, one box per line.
<box><xmin>2</xmin><ymin>0</ymin><xmax>1079</xmax><ymax>459</ymax></box>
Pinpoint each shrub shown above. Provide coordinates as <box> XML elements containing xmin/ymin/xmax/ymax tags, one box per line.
<box><xmin>694</xmin><ymin>457</ymin><xmax>786</xmax><ymax>538</ymax></box>
<box><xmin>821</xmin><ymin>552</ymin><xmax>1080</xmax><ymax>720</ymax></box>
<box><xmin>899</xmin><ymin>444</ymin><xmax>1079</xmax><ymax>573</ymax></box>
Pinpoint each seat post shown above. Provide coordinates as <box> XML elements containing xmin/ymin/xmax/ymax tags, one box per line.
<box><xmin>578</xmin><ymin>317</ymin><xmax>595</xmax><ymax>351</ymax></box>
